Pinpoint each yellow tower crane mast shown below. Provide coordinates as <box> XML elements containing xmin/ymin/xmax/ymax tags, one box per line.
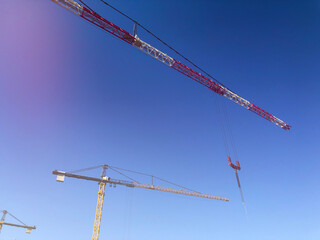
<box><xmin>53</xmin><ymin>164</ymin><xmax>228</xmax><ymax>240</ymax></box>
<box><xmin>92</xmin><ymin>165</ymin><xmax>108</xmax><ymax>240</ymax></box>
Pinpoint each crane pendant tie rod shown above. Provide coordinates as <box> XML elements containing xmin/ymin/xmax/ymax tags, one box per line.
<box><xmin>50</xmin><ymin>0</ymin><xmax>291</xmax><ymax>130</ymax></box>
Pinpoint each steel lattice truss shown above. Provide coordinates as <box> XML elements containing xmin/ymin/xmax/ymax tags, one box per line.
<box><xmin>92</xmin><ymin>182</ymin><xmax>105</xmax><ymax>240</ymax></box>
<box><xmin>51</xmin><ymin>0</ymin><xmax>291</xmax><ymax>130</ymax></box>
<box><xmin>52</xmin><ymin>170</ymin><xmax>229</xmax><ymax>201</ymax></box>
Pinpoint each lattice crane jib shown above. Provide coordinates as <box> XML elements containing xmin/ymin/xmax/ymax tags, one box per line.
<box><xmin>53</xmin><ymin>170</ymin><xmax>229</xmax><ymax>201</ymax></box>
<box><xmin>50</xmin><ymin>0</ymin><xmax>291</xmax><ymax>130</ymax></box>
<box><xmin>0</xmin><ymin>210</ymin><xmax>36</xmax><ymax>234</ymax></box>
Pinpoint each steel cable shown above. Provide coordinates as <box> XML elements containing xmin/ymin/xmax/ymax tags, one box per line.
<box><xmin>95</xmin><ymin>0</ymin><xmax>236</xmax><ymax>94</ymax></box>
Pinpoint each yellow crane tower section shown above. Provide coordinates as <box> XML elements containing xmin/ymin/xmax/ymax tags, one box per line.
<box><xmin>92</xmin><ymin>181</ymin><xmax>105</xmax><ymax>240</ymax></box>
<box><xmin>92</xmin><ymin>165</ymin><xmax>108</xmax><ymax>240</ymax></box>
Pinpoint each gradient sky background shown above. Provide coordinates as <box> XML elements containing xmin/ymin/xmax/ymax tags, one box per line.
<box><xmin>0</xmin><ymin>0</ymin><xmax>319</xmax><ymax>239</ymax></box>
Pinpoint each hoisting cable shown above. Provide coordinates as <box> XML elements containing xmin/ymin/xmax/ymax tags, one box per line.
<box><xmin>221</xmin><ymin>102</ymin><xmax>247</xmax><ymax>212</ymax></box>
<box><xmin>213</xmin><ymin>96</ymin><xmax>231</xmax><ymax>158</ymax></box>
<box><xmin>221</xmin><ymin>100</ymin><xmax>239</xmax><ymax>164</ymax></box>
<box><xmin>214</xmin><ymin>95</ymin><xmax>247</xmax><ymax>214</ymax></box>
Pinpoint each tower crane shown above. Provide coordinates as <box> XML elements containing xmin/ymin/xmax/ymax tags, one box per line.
<box><xmin>50</xmin><ymin>0</ymin><xmax>291</xmax><ymax>130</ymax></box>
<box><xmin>0</xmin><ymin>210</ymin><xmax>36</xmax><ymax>234</ymax></box>
<box><xmin>53</xmin><ymin>165</ymin><xmax>228</xmax><ymax>240</ymax></box>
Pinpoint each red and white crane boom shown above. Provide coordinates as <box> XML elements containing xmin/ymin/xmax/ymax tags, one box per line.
<box><xmin>51</xmin><ymin>0</ymin><xmax>291</xmax><ymax>130</ymax></box>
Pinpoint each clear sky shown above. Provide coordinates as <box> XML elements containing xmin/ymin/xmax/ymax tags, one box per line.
<box><xmin>0</xmin><ymin>0</ymin><xmax>319</xmax><ymax>239</ymax></box>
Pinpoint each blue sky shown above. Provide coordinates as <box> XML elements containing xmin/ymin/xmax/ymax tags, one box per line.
<box><xmin>0</xmin><ymin>0</ymin><xmax>319</xmax><ymax>239</ymax></box>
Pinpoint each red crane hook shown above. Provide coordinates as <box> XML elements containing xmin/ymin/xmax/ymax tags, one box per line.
<box><xmin>228</xmin><ymin>156</ymin><xmax>241</xmax><ymax>171</ymax></box>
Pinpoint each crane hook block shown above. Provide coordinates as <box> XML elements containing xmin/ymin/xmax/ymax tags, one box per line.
<box><xmin>228</xmin><ymin>156</ymin><xmax>241</xmax><ymax>171</ymax></box>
